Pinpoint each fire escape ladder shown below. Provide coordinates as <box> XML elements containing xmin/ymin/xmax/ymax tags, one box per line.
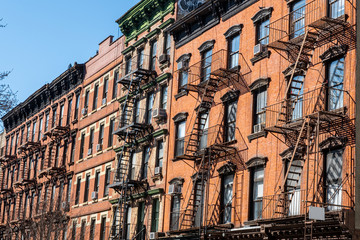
<box><xmin>179</xmin><ymin>154</ymin><xmax>209</xmax><ymax>229</ymax></box>
<box><xmin>183</xmin><ymin>78</ymin><xmax>218</xmax><ymax>159</ymax></box>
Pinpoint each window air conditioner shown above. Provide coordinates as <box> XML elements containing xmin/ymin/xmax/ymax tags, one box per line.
<box><xmin>153</xmin><ymin>108</ymin><xmax>167</xmax><ymax>119</ymax></box>
<box><xmin>81</xmin><ymin>108</ymin><xmax>88</xmax><ymax>115</ymax></box>
<box><xmin>253</xmin><ymin>123</ymin><xmax>265</xmax><ymax>133</ymax></box>
<box><xmin>102</xmin><ymin>98</ymin><xmax>107</xmax><ymax>106</ymax></box>
<box><xmin>159</xmin><ymin>54</ymin><xmax>169</xmax><ymax>64</ymax></box>
<box><xmin>254</xmin><ymin>44</ymin><xmax>264</xmax><ymax>56</ymax></box>
<box><xmin>154</xmin><ymin>167</ymin><xmax>162</xmax><ymax>175</ymax></box>
<box><xmin>91</xmin><ymin>191</ymin><xmax>98</xmax><ymax>200</ymax></box>
<box><xmin>96</xmin><ymin>144</ymin><xmax>102</xmax><ymax>152</ymax></box>
<box><xmin>87</xmin><ymin>148</ymin><xmax>92</xmax><ymax>156</ymax></box>
<box><xmin>149</xmin><ymin>232</ymin><xmax>156</xmax><ymax>240</ymax></box>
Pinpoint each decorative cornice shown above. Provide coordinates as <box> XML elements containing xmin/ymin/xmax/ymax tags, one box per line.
<box><xmin>319</xmin><ymin>136</ymin><xmax>347</xmax><ymax>151</ymax></box>
<box><xmin>249</xmin><ymin>77</ymin><xmax>271</xmax><ymax>92</ymax></box>
<box><xmin>172</xmin><ymin>112</ymin><xmax>188</xmax><ymax>122</ymax></box>
<box><xmin>320</xmin><ymin>45</ymin><xmax>348</xmax><ymax>62</ymax></box>
<box><xmin>279</xmin><ymin>146</ymin><xmax>306</xmax><ymax>160</ymax></box>
<box><xmin>251</xmin><ymin>7</ymin><xmax>273</xmax><ymax>24</ymax></box>
<box><xmin>133</xmin><ymin>37</ymin><xmax>148</xmax><ymax>48</ymax></box>
<box><xmin>169</xmin><ymin>177</ymin><xmax>184</xmax><ymax>185</ymax></box>
<box><xmin>224</xmin><ymin>24</ymin><xmax>243</xmax><ymax>38</ymax></box>
<box><xmin>159</xmin><ymin>18</ymin><xmax>175</xmax><ymax>29</ymax></box>
<box><xmin>121</xmin><ymin>46</ymin><xmax>135</xmax><ymax>55</ymax></box>
<box><xmin>282</xmin><ymin>62</ymin><xmax>307</xmax><ymax>77</ymax></box>
<box><xmin>198</xmin><ymin>40</ymin><xmax>215</xmax><ymax>52</ymax></box>
<box><xmin>176</xmin><ymin>53</ymin><xmax>192</xmax><ymax>63</ymax></box>
<box><xmin>217</xmin><ymin>162</ymin><xmax>237</xmax><ymax>175</ymax></box>
<box><xmin>146</xmin><ymin>28</ymin><xmax>161</xmax><ymax>39</ymax></box>
<box><xmin>220</xmin><ymin>90</ymin><xmax>240</xmax><ymax>103</ymax></box>
<box><xmin>246</xmin><ymin>156</ymin><xmax>267</xmax><ymax>168</ymax></box>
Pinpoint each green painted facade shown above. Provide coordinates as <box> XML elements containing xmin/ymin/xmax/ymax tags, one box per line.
<box><xmin>116</xmin><ymin>0</ymin><xmax>175</xmax><ymax>44</ymax></box>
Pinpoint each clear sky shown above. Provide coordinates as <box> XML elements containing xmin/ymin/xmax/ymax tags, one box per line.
<box><xmin>0</xmin><ymin>0</ymin><xmax>139</xmax><ymax>103</ymax></box>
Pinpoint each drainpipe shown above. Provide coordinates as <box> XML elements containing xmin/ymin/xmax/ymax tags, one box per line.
<box><xmin>355</xmin><ymin>0</ymin><xmax>360</xmax><ymax>233</ymax></box>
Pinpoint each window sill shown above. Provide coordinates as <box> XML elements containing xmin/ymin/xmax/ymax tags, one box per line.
<box><xmin>72</xmin><ymin>119</ymin><xmax>78</xmax><ymax>124</ymax></box>
<box><xmin>247</xmin><ymin>131</ymin><xmax>267</xmax><ymax>143</ymax></box>
<box><xmin>96</xmin><ymin>150</ymin><xmax>103</xmax><ymax>155</ymax></box>
<box><xmin>174</xmin><ymin>91</ymin><xmax>188</xmax><ymax>100</ymax></box>
<box><xmin>68</xmin><ymin>161</ymin><xmax>74</xmax><ymax>166</ymax></box>
<box><xmin>250</xmin><ymin>50</ymin><xmax>271</xmax><ymax>65</ymax></box>
<box><xmin>91</xmin><ymin>109</ymin><xmax>97</xmax><ymax>114</ymax></box>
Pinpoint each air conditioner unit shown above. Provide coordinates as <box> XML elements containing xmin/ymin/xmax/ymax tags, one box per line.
<box><xmin>177</xmin><ymin>61</ymin><xmax>183</xmax><ymax>69</ymax></box>
<box><xmin>159</xmin><ymin>54</ymin><xmax>169</xmax><ymax>64</ymax></box>
<box><xmin>62</xmin><ymin>202</ymin><xmax>70</xmax><ymax>212</ymax></box>
<box><xmin>81</xmin><ymin>107</ymin><xmax>88</xmax><ymax>115</ymax></box>
<box><xmin>253</xmin><ymin>123</ymin><xmax>265</xmax><ymax>133</ymax></box>
<box><xmin>96</xmin><ymin>144</ymin><xmax>102</xmax><ymax>152</ymax></box>
<box><xmin>87</xmin><ymin>148</ymin><xmax>92</xmax><ymax>156</ymax></box>
<box><xmin>91</xmin><ymin>191</ymin><xmax>98</xmax><ymax>200</ymax></box>
<box><xmin>169</xmin><ymin>184</ymin><xmax>180</xmax><ymax>195</ymax></box>
<box><xmin>153</xmin><ymin>108</ymin><xmax>167</xmax><ymax>119</ymax></box>
<box><xmin>254</xmin><ymin>44</ymin><xmax>264</xmax><ymax>56</ymax></box>
<box><xmin>102</xmin><ymin>98</ymin><xmax>107</xmax><ymax>106</ymax></box>
<box><xmin>149</xmin><ymin>232</ymin><xmax>156</xmax><ymax>240</ymax></box>
<box><xmin>154</xmin><ymin>167</ymin><xmax>162</xmax><ymax>175</ymax></box>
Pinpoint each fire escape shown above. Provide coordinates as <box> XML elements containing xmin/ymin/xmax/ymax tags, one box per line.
<box><xmin>109</xmin><ymin>54</ymin><xmax>156</xmax><ymax>240</ymax></box>
<box><xmin>260</xmin><ymin>0</ymin><xmax>356</xmax><ymax>239</ymax></box>
<box><xmin>171</xmin><ymin>49</ymin><xmax>248</xmax><ymax>237</ymax></box>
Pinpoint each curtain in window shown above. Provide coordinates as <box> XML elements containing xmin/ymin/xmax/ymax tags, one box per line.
<box><xmin>252</xmin><ymin>166</ymin><xmax>264</xmax><ymax>219</ymax></box>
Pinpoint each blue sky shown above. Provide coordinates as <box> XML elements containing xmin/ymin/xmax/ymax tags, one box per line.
<box><xmin>0</xmin><ymin>0</ymin><xmax>139</xmax><ymax>102</ymax></box>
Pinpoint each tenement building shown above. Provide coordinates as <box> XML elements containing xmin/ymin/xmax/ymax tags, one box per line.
<box><xmin>164</xmin><ymin>0</ymin><xmax>357</xmax><ymax>239</ymax></box>
<box><xmin>108</xmin><ymin>0</ymin><xmax>175</xmax><ymax>239</ymax></box>
<box><xmin>0</xmin><ymin>63</ymin><xmax>85</xmax><ymax>239</ymax></box>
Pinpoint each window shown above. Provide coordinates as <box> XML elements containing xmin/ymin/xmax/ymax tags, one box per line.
<box><xmin>151</xmin><ymin>198</ymin><xmax>160</xmax><ymax>232</ymax></box>
<box><xmin>327</xmin><ymin>57</ymin><xmax>344</xmax><ymax>110</ymax></box>
<box><xmin>130</xmin><ymin>151</ymin><xmax>136</xmax><ymax>180</ymax></box>
<box><xmin>18</xmin><ymin>195</ymin><xmax>22</xmax><ymax>219</ymax></box>
<box><xmin>133</xmin><ymin>98</ymin><xmax>140</xmax><ymax>124</ymax></box>
<box><xmin>59</xmin><ymin>104</ymin><xmax>65</xmax><ymax>126</ymax></box>
<box><xmin>52</xmin><ymin>108</ymin><xmax>57</xmax><ymax>128</ymax></box>
<box><xmin>126</xmin><ymin>206</ymin><xmax>132</xmax><ymax>239</ymax></box>
<box><xmin>84</xmin><ymin>89</ymin><xmax>90</xmax><ymax>110</ymax></box>
<box><xmin>125</xmin><ymin>55</ymin><xmax>132</xmax><ymax>75</ymax></box>
<box><xmin>80</xmin><ymin>132</ymin><xmax>85</xmax><ymax>159</ymax></box>
<box><xmin>94</xmin><ymin>170</ymin><xmax>100</xmax><ymax>193</ymax></box>
<box><xmin>93</xmin><ymin>84</ymin><xmax>99</xmax><ymax>110</ymax></box>
<box><xmin>164</xmin><ymin>32</ymin><xmax>171</xmax><ymax>56</ymax></box>
<box><xmin>38</xmin><ymin>118</ymin><xmax>43</xmax><ymax>141</ymax></box>
<box><xmin>50</xmin><ymin>185</ymin><xmax>56</xmax><ymax>211</ymax></box>
<box><xmin>137</xmin><ymin>48</ymin><xmax>144</xmax><ymax>69</ymax></box>
<box><xmin>290</xmin><ymin>0</ymin><xmax>306</xmax><ymax>39</ymax></box>
<box><xmin>222</xmin><ymin>174</ymin><xmax>234</xmax><ymax>223</ymax></box>
<box><xmin>108</xmin><ymin>118</ymin><xmax>115</xmax><ymax>147</ymax></box>
<box><xmin>84</xmin><ymin>174</ymin><xmax>90</xmax><ymax>202</ymax></box>
<box><xmin>146</xmin><ymin>92</ymin><xmax>154</xmax><ymax>124</ymax></box>
<box><xmin>36</xmin><ymin>188</ymin><xmax>41</xmax><ymax>214</ymax></box>
<box><xmin>104</xmin><ymin>167</ymin><xmax>111</xmax><ymax>197</ymax></box>
<box><xmin>249</xmin><ymin>166</ymin><xmax>264</xmax><ymax>220</ymax></box>
<box><xmin>228</xmin><ymin>34</ymin><xmax>240</xmax><ymax>69</ymax></box>
<box><xmin>288</xmin><ymin>75</ymin><xmax>304</xmax><ymax>120</ymax></box>
<box><xmin>45</xmin><ymin>112</ymin><xmax>50</xmax><ymax>132</ymax></box>
<box><xmin>103</xmin><ymin>77</ymin><xmax>109</xmax><ymax>103</ymax></box>
<box><xmin>175</xmin><ymin>121</ymin><xmax>186</xmax><ymax>157</ymax></box>
<box><xmin>90</xmin><ymin>218</ymin><xmax>96</xmax><ymax>240</ymax></box>
<box><xmin>23</xmin><ymin>193</ymin><xmax>28</xmax><ymax>218</ymax></box>
<box><xmin>225</xmin><ymin>101</ymin><xmax>237</xmax><ymax>142</ymax></box>
<box><xmin>80</xmin><ymin>219</ymin><xmax>86</xmax><ymax>240</ymax></box>
<box><xmin>20</xmin><ymin>128</ymin><xmax>24</xmax><ymax>146</ymax></box>
<box><xmin>89</xmin><ymin>128</ymin><xmax>94</xmax><ymax>154</ymax></box>
<box><xmin>100</xmin><ymin>216</ymin><xmax>106</xmax><ymax>240</ymax></box>
<box><xmin>98</xmin><ymin>123</ymin><xmax>104</xmax><ymax>150</ymax></box>
<box><xmin>70</xmin><ymin>136</ymin><xmax>76</xmax><ymax>164</ymax></box>
<box><xmin>150</xmin><ymin>40</ymin><xmax>157</xmax><ymax>71</ymax></box>
<box><xmin>253</xmin><ymin>87</ymin><xmax>267</xmax><ymax>133</ymax></box>
<box><xmin>325</xmin><ymin>148</ymin><xmax>343</xmax><ymax>211</ymax></box>
<box><xmin>113</xmin><ymin>70</ymin><xmax>119</xmax><ymax>99</ymax></box>
<box><xmin>14</xmin><ymin>133</ymin><xmax>19</xmax><ymax>155</ymax></box>
<box><xmin>58</xmin><ymin>181</ymin><xmax>64</xmax><ymax>210</ymax></box>
<box><xmin>142</xmin><ymin>146</ymin><xmax>150</xmax><ymax>179</ymax></box>
<box><xmin>156</xmin><ymin>140</ymin><xmax>164</xmax><ymax>168</ymax></box>
<box><xmin>201</xmin><ymin>49</ymin><xmax>213</xmax><ymax>82</ymax></box>
<box><xmin>62</xmin><ymin>141</ymin><xmax>68</xmax><ymax>166</ymax></box>
<box><xmin>137</xmin><ymin>202</ymin><xmax>146</xmax><ymax>239</ymax></box>
<box><xmin>329</xmin><ymin>0</ymin><xmax>344</xmax><ymax>18</ymax></box>
<box><xmin>67</xmin><ymin>178</ymin><xmax>72</xmax><ymax>203</ymax></box>
<box><xmin>178</xmin><ymin>60</ymin><xmax>189</xmax><ymax>92</ymax></box>
<box><xmin>257</xmin><ymin>18</ymin><xmax>270</xmax><ymax>45</ymax></box>
<box><xmin>160</xmin><ymin>85</ymin><xmax>168</xmax><ymax>109</ymax></box>
<box><xmin>75</xmin><ymin>93</ymin><xmax>80</xmax><ymax>120</ymax></box>
<box><xmin>194</xmin><ymin>180</ymin><xmax>206</xmax><ymax>227</ymax></box>
<box><xmin>43</xmin><ymin>186</ymin><xmax>48</xmax><ymax>213</ymax></box>
<box><xmin>32</xmin><ymin>121</ymin><xmax>36</xmax><ymax>142</ymax></box>
<box><xmin>33</xmin><ymin>155</ymin><xmax>38</xmax><ymax>178</ymax></box>
<box><xmin>75</xmin><ymin>177</ymin><xmax>81</xmax><ymax>205</ymax></box>
<box><xmin>26</xmin><ymin>125</ymin><xmax>30</xmax><ymax>142</ymax></box>
<box><xmin>67</xmin><ymin>98</ymin><xmax>72</xmax><ymax>125</ymax></box>
<box><xmin>72</xmin><ymin>221</ymin><xmax>77</xmax><ymax>240</ymax></box>
<box><xmin>199</xmin><ymin>113</ymin><xmax>209</xmax><ymax>149</ymax></box>
<box><xmin>12</xmin><ymin>198</ymin><xmax>16</xmax><ymax>220</ymax></box>
<box><xmin>54</xmin><ymin>144</ymin><xmax>60</xmax><ymax>167</ymax></box>
<box><xmin>170</xmin><ymin>194</ymin><xmax>181</xmax><ymax>231</ymax></box>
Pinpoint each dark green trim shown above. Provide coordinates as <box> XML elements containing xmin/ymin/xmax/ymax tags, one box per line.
<box><xmin>113</xmin><ymin>146</ymin><xmax>124</xmax><ymax>153</ymax></box>
<box><xmin>156</xmin><ymin>73</ymin><xmax>171</xmax><ymax>83</ymax></box>
<box><xmin>153</xmin><ymin>129</ymin><xmax>168</xmax><ymax>138</ymax></box>
<box><xmin>148</xmin><ymin>188</ymin><xmax>164</xmax><ymax>195</ymax></box>
<box><xmin>133</xmin><ymin>37</ymin><xmax>148</xmax><ymax>48</ymax></box>
<box><xmin>110</xmin><ymin>199</ymin><xmax>119</xmax><ymax>205</ymax></box>
<box><xmin>122</xmin><ymin>46</ymin><xmax>134</xmax><ymax>55</ymax></box>
<box><xmin>159</xmin><ymin>18</ymin><xmax>175</xmax><ymax>30</ymax></box>
<box><xmin>117</xmin><ymin>0</ymin><xmax>175</xmax><ymax>43</ymax></box>
<box><xmin>146</xmin><ymin>28</ymin><xmax>160</xmax><ymax>39</ymax></box>
<box><xmin>140</xmin><ymin>81</ymin><xmax>157</xmax><ymax>91</ymax></box>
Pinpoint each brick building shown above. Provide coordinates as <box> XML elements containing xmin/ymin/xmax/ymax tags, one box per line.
<box><xmin>0</xmin><ymin>63</ymin><xmax>85</xmax><ymax>239</ymax></box>
<box><xmin>163</xmin><ymin>0</ymin><xmax>357</xmax><ymax>239</ymax></box>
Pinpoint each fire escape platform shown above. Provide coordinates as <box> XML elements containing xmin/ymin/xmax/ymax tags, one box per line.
<box><xmin>114</xmin><ymin>123</ymin><xmax>152</xmax><ymax>137</ymax></box>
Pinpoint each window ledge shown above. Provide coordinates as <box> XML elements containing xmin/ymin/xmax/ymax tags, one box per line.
<box><xmin>247</xmin><ymin>131</ymin><xmax>267</xmax><ymax>142</ymax></box>
<box><xmin>174</xmin><ymin>91</ymin><xmax>188</xmax><ymax>100</ymax></box>
<box><xmin>72</xmin><ymin>119</ymin><xmax>78</xmax><ymax>124</ymax></box>
<box><xmin>250</xmin><ymin>50</ymin><xmax>271</xmax><ymax>65</ymax></box>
